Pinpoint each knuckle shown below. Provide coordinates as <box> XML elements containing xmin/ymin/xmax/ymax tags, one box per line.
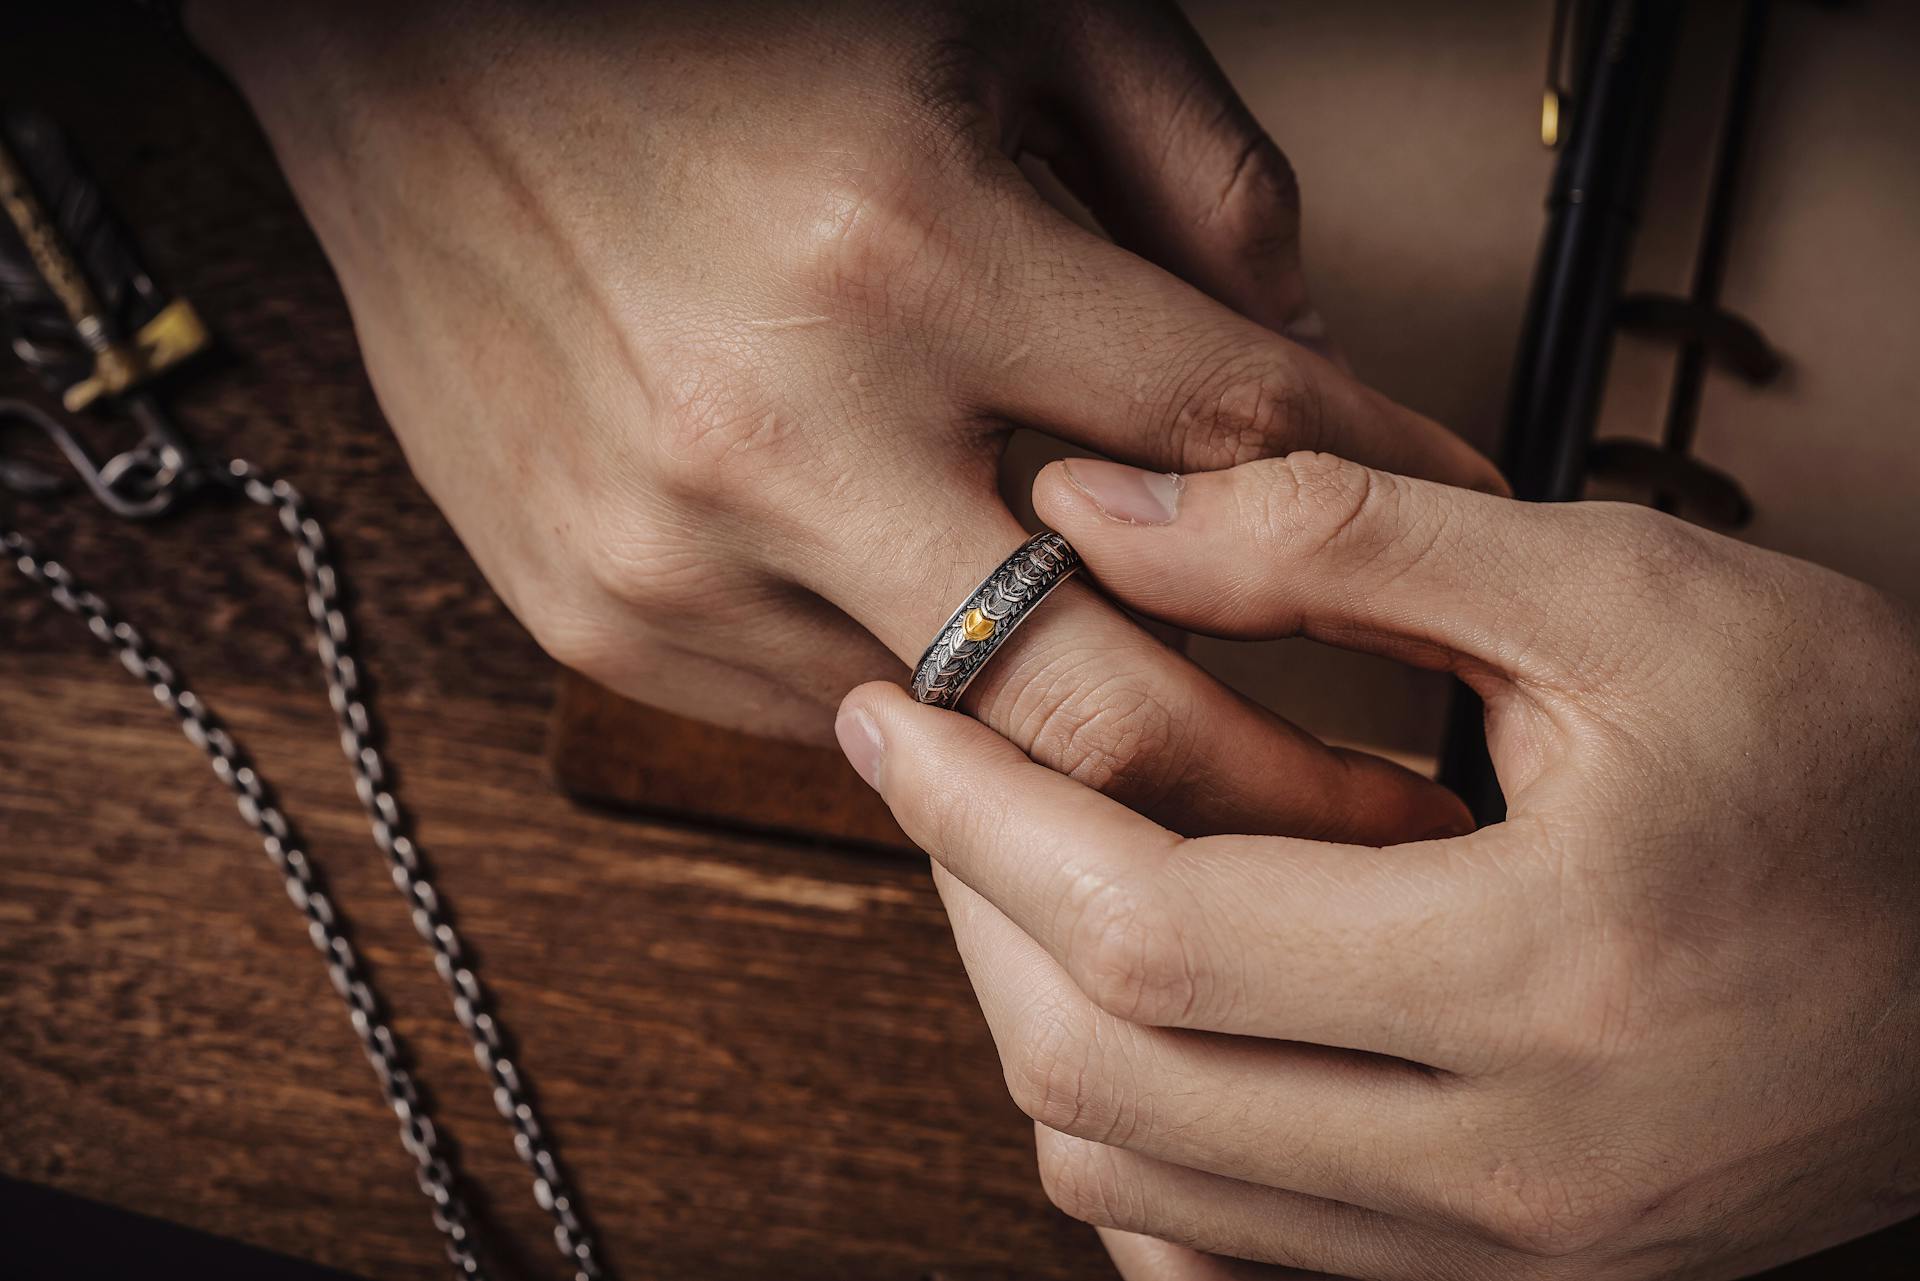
<box><xmin>1241</xmin><ymin>450</ymin><xmax>1385</xmax><ymax>564</ymax></box>
<box><xmin>1605</xmin><ymin>507</ymin><xmax>1712</xmax><ymax>583</ymax></box>
<box><xmin>524</xmin><ymin>596</ymin><xmax>662</xmax><ymax>683</ymax></box>
<box><xmin>651</xmin><ymin>361</ymin><xmax>799</xmax><ymax>504</ymax></box>
<box><xmin>523</xmin><ymin>612</ymin><xmax>609</xmax><ymax>678</ymax></box>
<box><xmin>898</xmin><ymin>36</ymin><xmax>1007</xmax><ymax>154</ymax></box>
<box><xmin>578</xmin><ymin>506</ymin><xmax>714</xmax><ymax>618</ymax></box>
<box><xmin>1001</xmin><ymin>651</ymin><xmax>1195</xmax><ymax>804</ymax></box>
<box><xmin>1206</xmin><ymin>132</ymin><xmax>1303</xmax><ymax>252</ymax></box>
<box><xmin>787</xmin><ymin>162</ymin><xmax>949</xmax><ymax>325</ymax></box>
<box><xmin>1464</xmin><ymin>1159</ymin><xmax>1642</xmax><ymax>1259</ymax></box>
<box><xmin>1002</xmin><ymin>998</ymin><xmax>1130</xmax><ymax>1145</ymax></box>
<box><xmin>1587</xmin><ymin>505</ymin><xmax>1715</xmax><ymax>601</ymax></box>
<box><xmin>1060</xmin><ymin>865</ymin><xmax>1199</xmax><ymax>1027</ymax></box>
<box><xmin>920</xmin><ymin>758</ymin><xmax>1017</xmax><ymax>869</ymax></box>
<box><xmin>1164</xmin><ymin>349</ymin><xmax>1327</xmax><ymax>468</ymax></box>
<box><xmin>1002</xmin><ymin>999</ymin><xmax>1094</xmax><ymax>1131</ymax></box>
<box><xmin>1034</xmin><ymin>1130</ymin><xmax>1139</xmax><ymax>1231</ymax></box>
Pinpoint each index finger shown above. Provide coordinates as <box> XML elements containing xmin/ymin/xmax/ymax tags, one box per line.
<box><xmin>962</xmin><ymin>211</ymin><xmax>1504</xmax><ymax>492</ymax></box>
<box><xmin>838</xmin><ymin>680</ymin><xmax>1541</xmax><ymax>1072</ymax></box>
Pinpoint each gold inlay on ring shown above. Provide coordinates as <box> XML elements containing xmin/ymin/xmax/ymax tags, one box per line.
<box><xmin>961</xmin><ymin>607</ymin><xmax>996</xmax><ymax>642</ymax></box>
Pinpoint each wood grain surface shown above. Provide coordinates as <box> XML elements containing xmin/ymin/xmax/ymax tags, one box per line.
<box><xmin>1</xmin><ymin>5</ymin><xmax>1914</xmax><ymax>1281</ymax></box>
<box><xmin>2</xmin><ymin>657</ymin><xmax>1083</xmax><ymax>1281</ymax></box>
<box><xmin>550</xmin><ymin>671</ymin><xmax>912</xmax><ymax>853</ymax></box>
<box><xmin>0</xmin><ymin>9</ymin><xmax>1088</xmax><ymax>1279</ymax></box>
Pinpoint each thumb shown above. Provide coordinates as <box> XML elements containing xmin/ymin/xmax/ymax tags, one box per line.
<box><xmin>1032</xmin><ymin>453</ymin><xmax>1661</xmax><ymax>699</ymax></box>
<box><xmin>1030</xmin><ymin>1</ymin><xmax>1332</xmax><ymax>352</ymax></box>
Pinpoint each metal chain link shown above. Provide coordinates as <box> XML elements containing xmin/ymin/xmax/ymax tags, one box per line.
<box><xmin>3</xmin><ymin>457</ymin><xmax>605</xmax><ymax>1281</ymax></box>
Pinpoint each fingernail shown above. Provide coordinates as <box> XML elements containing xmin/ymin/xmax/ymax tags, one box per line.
<box><xmin>834</xmin><ymin>705</ymin><xmax>884</xmax><ymax>790</ymax></box>
<box><xmin>1061</xmin><ymin>458</ymin><xmax>1183</xmax><ymax>525</ymax></box>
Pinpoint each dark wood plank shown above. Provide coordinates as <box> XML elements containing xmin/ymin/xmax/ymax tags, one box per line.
<box><xmin>549</xmin><ymin>671</ymin><xmax>911</xmax><ymax>853</ymax></box>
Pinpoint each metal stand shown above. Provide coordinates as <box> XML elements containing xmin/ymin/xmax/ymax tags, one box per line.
<box><xmin>1440</xmin><ymin>0</ymin><xmax>1796</xmax><ymax>823</ymax></box>
<box><xmin>1439</xmin><ymin>0</ymin><xmax>1688</xmax><ymax>824</ymax></box>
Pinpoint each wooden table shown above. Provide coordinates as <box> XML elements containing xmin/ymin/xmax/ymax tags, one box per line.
<box><xmin>1</xmin><ymin>7</ymin><xmax>1912</xmax><ymax>1280</ymax></box>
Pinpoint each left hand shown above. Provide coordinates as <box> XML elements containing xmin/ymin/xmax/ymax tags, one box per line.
<box><xmin>835</xmin><ymin>452</ymin><xmax>1920</xmax><ymax>1280</ymax></box>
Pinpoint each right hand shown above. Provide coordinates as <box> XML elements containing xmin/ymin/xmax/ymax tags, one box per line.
<box><xmin>190</xmin><ymin>0</ymin><xmax>1497</xmax><ymax>840</ymax></box>
<box><xmin>840</xmin><ymin>451</ymin><xmax>1920</xmax><ymax>1281</ymax></box>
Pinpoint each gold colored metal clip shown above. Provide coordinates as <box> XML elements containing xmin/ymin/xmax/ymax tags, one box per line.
<box><xmin>61</xmin><ymin>297</ymin><xmax>209</xmax><ymax>411</ymax></box>
<box><xmin>0</xmin><ymin>132</ymin><xmax>208</xmax><ymax>412</ymax></box>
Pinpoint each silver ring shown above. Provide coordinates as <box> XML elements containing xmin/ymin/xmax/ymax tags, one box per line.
<box><xmin>911</xmin><ymin>531</ymin><xmax>1081</xmax><ymax>711</ymax></box>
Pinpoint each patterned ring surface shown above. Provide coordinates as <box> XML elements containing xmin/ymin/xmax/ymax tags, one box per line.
<box><xmin>911</xmin><ymin>531</ymin><xmax>1082</xmax><ymax>711</ymax></box>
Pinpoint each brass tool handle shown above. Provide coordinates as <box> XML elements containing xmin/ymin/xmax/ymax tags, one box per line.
<box><xmin>0</xmin><ymin>130</ymin><xmax>206</xmax><ymax>411</ymax></box>
<box><xmin>0</xmin><ymin>134</ymin><xmax>129</xmax><ymax>369</ymax></box>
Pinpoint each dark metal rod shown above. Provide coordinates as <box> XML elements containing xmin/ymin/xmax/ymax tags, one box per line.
<box><xmin>1439</xmin><ymin>0</ymin><xmax>1686</xmax><ymax>824</ymax></box>
<box><xmin>1657</xmin><ymin>0</ymin><xmax>1771</xmax><ymax>499</ymax></box>
<box><xmin>1501</xmin><ymin>0</ymin><xmax>1687</xmax><ymax>501</ymax></box>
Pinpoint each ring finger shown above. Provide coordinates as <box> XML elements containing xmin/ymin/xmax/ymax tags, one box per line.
<box><xmin>773</xmin><ymin>452</ymin><xmax>1468</xmax><ymax>844</ymax></box>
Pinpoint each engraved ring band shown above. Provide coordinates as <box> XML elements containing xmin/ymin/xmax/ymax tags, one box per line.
<box><xmin>910</xmin><ymin>531</ymin><xmax>1082</xmax><ymax>711</ymax></box>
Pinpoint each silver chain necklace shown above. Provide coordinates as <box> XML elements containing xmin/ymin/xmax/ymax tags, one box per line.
<box><xmin>3</xmin><ymin>402</ymin><xmax>609</xmax><ymax>1281</ymax></box>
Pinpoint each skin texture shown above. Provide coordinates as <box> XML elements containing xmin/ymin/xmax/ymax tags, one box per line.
<box><xmin>186</xmin><ymin>0</ymin><xmax>1496</xmax><ymax>848</ymax></box>
<box><xmin>838</xmin><ymin>453</ymin><xmax>1920</xmax><ymax>1281</ymax></box>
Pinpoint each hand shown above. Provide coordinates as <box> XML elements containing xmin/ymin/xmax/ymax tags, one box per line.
<box><xmin>836</xmin><ymin>452</ymin><xmax>1920</xmax><ymax>1279</ymax></box>
<box><xmin>187</xmin><ymin>0</ymin><xmax>1495</xmax><ymax>841</ymax></box>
